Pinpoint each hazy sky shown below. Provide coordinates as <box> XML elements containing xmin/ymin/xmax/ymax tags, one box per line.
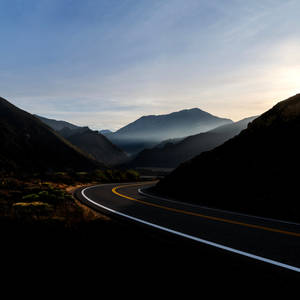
<box><xmin>1</xmin><ymin>0</ymin><xmax>300</xmax><ymax>130</ymax></box>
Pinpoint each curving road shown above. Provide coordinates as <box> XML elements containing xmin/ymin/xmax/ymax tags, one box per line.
<box><xmin>75</xmin><ymin>181</ymin><xmax>300</xmax><ymax>273</ymax></box>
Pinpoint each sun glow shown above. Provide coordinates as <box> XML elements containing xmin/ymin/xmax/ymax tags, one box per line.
<box><xmin>273</xmin><ymin>66</ymin><xmax>300</xmax><ymax>97</ymax></box>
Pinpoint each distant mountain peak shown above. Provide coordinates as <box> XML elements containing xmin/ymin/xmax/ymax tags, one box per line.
<box><xmin>115</xmin><ymin>107</ymin><xmax>232</xmax><ymax>135</ymax></box>
<box><xmin>106</xmin><ymin>107</ymin><xmax>232</xmax><ymax>155</ymax></box>
<box><xmin>139</xmin><ymin>107</ymin><xmax>212</xmax><ymax>118</ymax></box>
<box><xmin>129</xmin><ymin>115</ymin><xmax>257</xmax><ymax>169</ymax></box>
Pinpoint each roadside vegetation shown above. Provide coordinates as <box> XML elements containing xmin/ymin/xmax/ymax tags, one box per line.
<box><xmin>1</xmin><ymin>169</ymin><xmax>184</xmax><ymax>271</ymax></box>
<box><xmin>0</xmin><ymin>168</ymin><xmax>140</xmax><ymax>233</ymax></box>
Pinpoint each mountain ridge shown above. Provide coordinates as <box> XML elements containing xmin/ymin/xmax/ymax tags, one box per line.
<box><xmin>129</xmin><ymin>116</ymin><xmax>257</xmax><ymax>168</ymax></box>
<box><xmin>106</xmin><ymin>107</ymin><xmax>233</xmax><ymax>155</ymax></box>
<box><xmin>36</xmin><ymin>116</ymin><xmax>128</xmax><ymax>166</ymax></box>
<box><xmin>155</xmin><ymin>94</ymin><xmax>300</xmax><ymax>222</ymax></box>
<box><xmin>115</xmin><ymin>107</ymin><xmax>232</xmax><ymax>135</ymax></box>
<box><xmin>35</xmin><ymin>115</ymin><xmax>81</xmax><ymax>131</ymax></box>
<box><xmin>0</xmin><ymin>97</ymin><xmax>101</xmax><ymax>173</ymax></box>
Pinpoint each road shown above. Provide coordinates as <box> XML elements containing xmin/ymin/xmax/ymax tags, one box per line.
<box><xmin>75</xmin><ymin>181</ymin><xmax>300</xmax><ymax>274</ymax></box>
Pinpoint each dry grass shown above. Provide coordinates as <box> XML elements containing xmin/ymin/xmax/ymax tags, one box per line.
<box><xmin>66</xmin><ymin>183</ymin><xmax>110</xmax><ymax>222</ymax></box>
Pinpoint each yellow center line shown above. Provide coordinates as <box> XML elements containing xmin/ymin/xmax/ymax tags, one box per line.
<box><xmin>112</xmin><ymin>183</ymin><xmax>300</xmax><ymax>238</ymax></box>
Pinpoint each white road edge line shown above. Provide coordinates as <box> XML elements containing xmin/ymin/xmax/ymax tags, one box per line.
<box><xmin>81</xmin><ymin>185</ymin><xmax>300</xmax><ymax>273</ymax></box>
<box><xmin>138</xmin><ymin>188</ymin><xmax>300</xmax><ymax>227</ymax></box>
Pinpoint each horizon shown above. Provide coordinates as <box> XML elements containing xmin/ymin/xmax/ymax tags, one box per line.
<box><xmin>34</xmin><ymin>105</ymin><xmax>232</xmax><ymax>131</ymax></box>
<box><xmin>1</xmin><ymin>0</ymin><xmax>300</xmax><ymax>130</ymax></box>
<box><xmin>29</xmin><ymin>101</ymin><xmax>257</xmax><ymax>132</ymax></box>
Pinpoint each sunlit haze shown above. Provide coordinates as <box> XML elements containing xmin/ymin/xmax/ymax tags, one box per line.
<box><xmin>1</xmin><ymin>0</ymin><xmax>299</xmax><ymax>130</ymax></box>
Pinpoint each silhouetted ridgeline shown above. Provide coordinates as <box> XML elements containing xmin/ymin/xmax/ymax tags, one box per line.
<box><xmin>106</xmin><ymin>108</ymin><xmax>233</xmax><ymax>155</ymax></box>
<box><xmin>35</xmin><ymin>115</ymin><xmax>80</xmax><ymax>131</ymax></box>
<box><xmin>0</xmin><ymin>97</ymin><xmax>101</xmax><ymax>174</ymax></box>
<box><xmin>130</xmin><ymin>116</ymin><xmax>257</xmax><ymax>168</ymax></box>
<box><xmin>63</xmin><ymin>127</ymin><xmax>128</xmax><ymax>166</ymax></box>
<box><xmin>156</xmin><ymin>94</ymin><xmax>300</xmax><ymax>222</ymax></box>
<box><xmin>37</xmin><ymin>115</ymin><xmax>128</xmax><ymax>166</ymax></box>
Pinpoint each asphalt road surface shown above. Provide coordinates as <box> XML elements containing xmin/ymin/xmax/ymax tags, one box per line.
<box><xmin>75</xmin><ymin>181</ymin><xmax>300</xmax><ymax>275</ymax></box>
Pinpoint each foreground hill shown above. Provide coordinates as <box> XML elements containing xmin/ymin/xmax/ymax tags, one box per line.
<box><xmin>156</xmin><ymin>94</ymin><xmax>300</xmax><ymax>222</ymax></box>
<box><xmin>130</xmin><ymin>116</ymin><xmax>257</xmax><ymax>168</ymax></box>
<box><xmin>106</xmin><ymin>108</ymin><xmax>232</xmax><ymax>154</ymax></box>
<box><xmin>0</xmin><ymin>97</ymin><xmax>101</xmax><ymax>174</ymax></box>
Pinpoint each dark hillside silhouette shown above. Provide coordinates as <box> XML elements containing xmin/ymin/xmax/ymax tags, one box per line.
<box><xmin>37</xmin><ymin>116</ymin><xmax>128</xmax><ymax>166</ymax></box>
<box><xmin>156</xmin><ymin>94</ymin><xmax>300</xmax><ymax>222</ymax></box>
<box><xmin>130</xmin><ymin>116</ymin><xmax>257</xmax><ymax>168</ymax></box>
<box><xmin>0</xmin><ymin>97</ymin><xmax>101</xmax><ymax>174</ymax></box>
<box><xmin>59</xmin><ymin>127</ymin><xmax>128</xmax><ymax>166</ymax></box>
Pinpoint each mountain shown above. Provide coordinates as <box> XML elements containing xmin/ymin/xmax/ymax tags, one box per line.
<box><xmin>36</xmin><ymin>116</ymin><xmax>128</xmax><ymax>167</ymax></box>
<box><xmin>35</xmin><ymin>115</ymin><xmax>80</xmax><ymax>131</ymax></box>
<box><xmin>106</xmin><ymin>108</ymin><xmax>233</xmax><ymax>155</ymax></box>
<box><xmin>57</xmin><ymin>127</ymin><xmax>128</xmax><ymax>166</ymax></box>
<box><xmin>0</xmin><ymin>97</ymin><xmax>101</xmax><ymax>174</ymax></box>
<box><xmin>155</xmin><ymin>94</ymin><xmax>300</xmax><ymax>222</ymax></box>
<box><xmin>100</xmin><ymin>129</ymin><xmax>114</xmax><ymax>136</ymax></box>
<box><xmin>130</xmin><ymin>116</ymin><xmax>257</xmax><ymax>168</ymax></box>
<box><xmin>153</xmin><ymin>137</ymin><xmax>185</xmax><ymax>149</ymax></box>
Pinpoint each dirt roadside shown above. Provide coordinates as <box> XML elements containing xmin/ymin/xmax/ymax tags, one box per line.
<box><xmin>66</xmin><ymin>183</ymin><xmax>111</xmax><ymax>222</ymax></box>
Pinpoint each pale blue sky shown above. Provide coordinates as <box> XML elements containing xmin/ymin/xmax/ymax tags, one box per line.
<box><xmin>1</xmin><ymin>0</ymin><xmax>300</xmax><ymax>130</ymax></box>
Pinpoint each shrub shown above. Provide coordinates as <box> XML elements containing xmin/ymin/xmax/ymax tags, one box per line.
<box><xmin>125</xmin><ymin>170</ymin><xmax>140</xmax><ymax>181</ymax></box>
<box><xmin>0</xmin><ymin>178</ymin><xmax>22</xmax><ymax>190</ymax></box>
<box><xmin>49</xmin><ymin>172</ymin><xmax>73</xmax><ymax>184</ymax></box>
<box><xmin>38</xmin><ymin>190</ymin><xmax>49</xmax><ymax>198</ymax></box>
<box><xmin>41</xmin><ymin>182</ymin><xmax>54</xmax><ymax>189</ymax></box>
<box><xmin>13</xmin><ymin>202</ymin><xmax>54</xmax><ymax>219</ymax></box>
<box><xmin>93</xmin><ymin>169</ymin><xmax>109</xmax><ymax>182</ymax></box>
<box><xmin>22</xmin><ymin>193</ymin><xmax>40</xmax><ymax>202</ymax></box>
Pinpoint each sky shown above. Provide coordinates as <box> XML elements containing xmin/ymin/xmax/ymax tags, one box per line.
<box><xmin>0</xmin><ymin>0</ymin><xmax>300</xmax><ymax>130</ymax></box>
